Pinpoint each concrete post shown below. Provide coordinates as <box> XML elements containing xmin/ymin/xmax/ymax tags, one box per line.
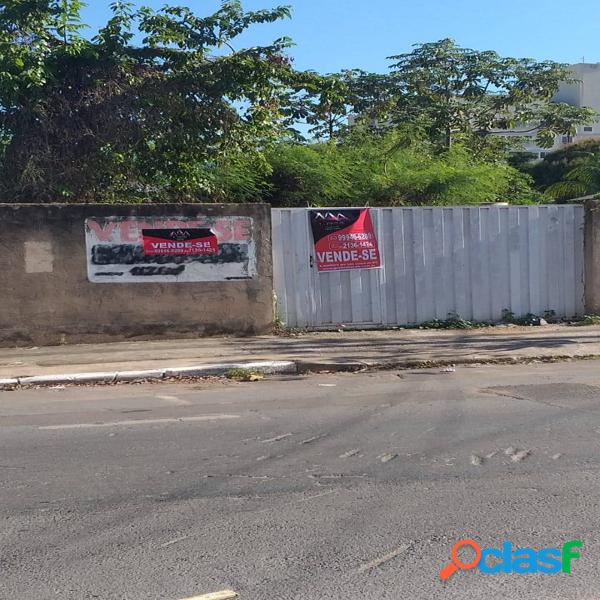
<box><xmin>584</xmin><ymin>199</ymin><xmax>600</xmax><ymax>314</ymax></box>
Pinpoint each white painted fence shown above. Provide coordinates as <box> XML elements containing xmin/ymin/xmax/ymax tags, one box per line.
<box><xmin>272</xmin><ymin>206</ymin><xmax>585</xmax><ymax>328</ymax></box>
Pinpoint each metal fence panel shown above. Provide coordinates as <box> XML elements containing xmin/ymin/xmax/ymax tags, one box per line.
<box><xmin>272</xmin><ymin>206</ymin><xmax>585</xmax><ymax>328</ymax></box>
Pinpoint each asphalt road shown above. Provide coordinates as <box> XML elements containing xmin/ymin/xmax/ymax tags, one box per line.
<box><xmin>2</xmin><ymin>362</ymin><xmax>600</xmax><ymax>599</ymax></box>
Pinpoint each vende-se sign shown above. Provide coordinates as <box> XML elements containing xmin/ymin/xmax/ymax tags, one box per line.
<box><xmin>142</xmin><ymin>228</ymin><xmax>218</xmax><ymax>256</ymax></box>
<box><xmin>309</xmin><ymin>209</ymin><xmax>381</xmax><ymax>272</ymax></box>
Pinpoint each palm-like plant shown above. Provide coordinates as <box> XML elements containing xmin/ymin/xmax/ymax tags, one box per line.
<box><xmin>545</xmin><ymin>153</ymin><xmax>600</xmax><ymax>201</ymax></box>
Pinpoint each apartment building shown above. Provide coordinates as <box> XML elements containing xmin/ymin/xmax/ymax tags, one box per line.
<box><xmin>500</xmin><ymin>63</ymin><xmax>600</xmax><ymax>159</ymax></box>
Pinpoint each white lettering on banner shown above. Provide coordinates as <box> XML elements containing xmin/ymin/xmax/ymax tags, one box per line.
<box><xmin>149</xmin><ymin>241</ymin><xmax>214</xmax><ymax>250</ymax></box>
<box><xmin>317</xmin><ymin>249</ymin><xmax>378</xmax><ymax>264</ymax></box>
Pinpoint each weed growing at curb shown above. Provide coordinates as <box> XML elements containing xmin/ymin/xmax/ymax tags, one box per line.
<box><xmin>224</xmin><ymin>368</ymin><xmax>264</xmax><ymax>381</ymax></box>
<box><xmin>273</xmin><ymin>323</ymin><xmax>309</xmax><ymax>337</ymax></box>
<box><xmin>419</xmin><ymin>313</ymin><xmax>492</xmax><ymax>330</ymax></box>
<box><xmin>420</xmin><ymin>310</ymin><xmax>566</xmax><ymax>330</ymax></box>
<box><xmin>501</xmin><ymin>309</ymin><xmax>558</xmax><ymax>326</ymax></box>
<box><xmin>578</xmin><ymin>315</ymin><xmax>600</xmax><ymax>326</ymax></box>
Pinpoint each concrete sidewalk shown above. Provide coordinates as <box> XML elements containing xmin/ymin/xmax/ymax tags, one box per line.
<box><xmin>1</xmin><ymin>324</ymin><xmax>600</xmax><ymax>385</ymax></box>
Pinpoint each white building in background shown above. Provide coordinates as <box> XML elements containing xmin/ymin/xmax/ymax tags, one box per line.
<box><xmin>498</xmin><ymin>63</ymin><xmax>600</xmax><ymax>159</ymax></box>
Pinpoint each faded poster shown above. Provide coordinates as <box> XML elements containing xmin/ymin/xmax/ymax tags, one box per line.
<box><xmin>85</xmin><ymin>216</ymin><xmax>256</xmax><ymax>283</ymax></box>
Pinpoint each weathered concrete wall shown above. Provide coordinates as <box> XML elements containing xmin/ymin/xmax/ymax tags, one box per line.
<box><xmin>0</xmin><ymin>204</ymin><xmax>273</xmax><ymax>346</ymax></box>
<box><xmin>585</xmin><ymin>199</ymin><xmax>600</xmax><ymax>314</ymax></box>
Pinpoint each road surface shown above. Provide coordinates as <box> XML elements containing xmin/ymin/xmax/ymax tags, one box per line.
<box><xmin>2</xmin><ymin>361</ymin><xmax>600</xmax><ymax>599</ymax></box>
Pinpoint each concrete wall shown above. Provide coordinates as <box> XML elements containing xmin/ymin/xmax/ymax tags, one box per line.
<box><xmin>0</xmin><ymin>203</ymin><xmax>273</xmax><ymax>346</ymax></box>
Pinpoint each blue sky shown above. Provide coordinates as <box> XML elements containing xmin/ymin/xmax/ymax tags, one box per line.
<box><xmin>82</xmin><ymin>1</ymin><xmax>600</xmax><ymax>73</ymax></box>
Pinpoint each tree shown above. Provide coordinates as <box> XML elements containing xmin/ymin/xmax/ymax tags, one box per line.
<box><xmin>294</xmin><ymin>69</ymin><xmax>394</xmax><ymax>141</ymax></box>
<box><xmin>0</xmin><ymin>0</ymin><xmax>309</xmax><ymax>202</ymax></box>
<box><xmin>378</xmin><ymin>39</ymin><xmax>596</xmax><ymax>153</ymax></box>
<box><xmin>300</xmin><ymin>72</ymin><xmax>350</xmax><ymax>140</ymax></box>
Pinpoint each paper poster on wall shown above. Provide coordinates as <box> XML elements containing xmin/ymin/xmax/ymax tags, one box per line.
<box><xmin>309</xmin><ymin>208</ymin><xmax>381</xmax><ymax>272</ymax></box>
<box><xmin>85</xmin><ymin>216</ymin><xmax>256</xmax><ymax>283</ymax></box>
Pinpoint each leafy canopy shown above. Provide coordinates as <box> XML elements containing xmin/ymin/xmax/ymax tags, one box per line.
<box><xmin>316</xmin><ymin>39</ymin><xmax>596</xmax><ymax>153</ymax></box>
<box><xmin>218</xmin><ymin>130</ymin><xmax>540</xmax><ymax>207</ymax></box>
<box><xmin>0</xmin><ymin>0</ymin><xmax>315</xmax><ymax>201</ymax></box>
<box><xmin>0</xmin><ymin>12</ymin><xmax>593</xmax><ymax>205</ymax></box>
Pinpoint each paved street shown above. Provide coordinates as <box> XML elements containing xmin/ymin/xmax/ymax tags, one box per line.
<box><xmin>3</xmin><ymin>362</ymin><xmax>600</xmax><ymax>599</ymax></box>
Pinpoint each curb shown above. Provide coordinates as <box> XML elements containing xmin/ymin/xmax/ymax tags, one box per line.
<box><xmin>299</xmin><ymin>353</ymin><xmax>600</xmax><ymax>373</ymax></box>
<box><xmin>2</xmin><ymin>353</ymin><xmax>599</xmax><ymax>390</ymax></box>
<box><xmin>0</xmin><ymin>361</ymin><xmax>297</xmax><ymax>389</ymax></box>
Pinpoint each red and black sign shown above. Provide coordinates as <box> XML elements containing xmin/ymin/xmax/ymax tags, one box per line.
<box><xmin>309</xmin><ymin>209</ymin><xmax>381</xmax><ymax>272</ymax></box>
<box><xmin>142</xmin><ymin>228</ymin><xmax>218</xmax><ymax>256</ymax></box>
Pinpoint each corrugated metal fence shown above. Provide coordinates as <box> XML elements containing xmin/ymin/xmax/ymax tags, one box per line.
<box><xmin>272</xmin><ymin>206</ymin><xmax>585</xmax><ymax>328</ymax></box>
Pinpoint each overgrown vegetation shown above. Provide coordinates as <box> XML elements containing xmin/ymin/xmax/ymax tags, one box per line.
<box><xmin>577</xmin><ymin>315</ymin><xmax>600</xmax><ymax>326</ymax></box>
<box><xmin>519</xmin><ymin>140</ymin><xmax>600</xmax><ymax>203</ymax></box>
<box><xmin>419</xmin><ymin>310</ymin><xmax>561</xmax><ymax>330</ymax></box>
<box><xmin>0</xmin><ymin>0</ymin><xmax>314</xmax><ymax>201</ymax></box>
<box><xmin>0</xmin><ymin>2</ymin><xmax>595</xmax><ymax>204</ymax></box>
<box><xmin>502</xmin><ymin>309</ymin><xmax>557</xmax><ymax>326</ymax></box>
<box><xmin>522</xmin><ymin>140</ymin><xmax>600</xmax><ymax>195</ymax></box>
<box><xmin>224</xmin><ymin>368</ymin><xmax>264</xmax><ymax>381</ymax></box>
<box><xmin>420</xmin><ymin>314</ymin><xmax>490</xmax><ymax>330</ymax></box>
<box><xmin>214</xmin><ymin>130</ymin><xmax>540</xmax><ymax>206</ymax></box>
<box><xmin>265</xmin><ymin>133</ymin><xmax>541</xmax><ymax>206</ymax></box>
<box><xmin>543</xmin><ymin>151</ymin><xmax>600</xmax><ymax>201</ymax></box>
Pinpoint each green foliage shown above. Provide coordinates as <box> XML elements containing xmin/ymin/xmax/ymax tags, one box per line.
<box><xmin>524</xmin><ymin>140</ymin><xmax>600</xmax><ymax>195</ymax></box>
<box><xmin>297</xmin><ymin>72</ymin><xmax>351</xmax><ymax>140</ymax></box>
<box><xmin>0</xmin><ymin>0</ymin><xmax>307</xmax><ymax>202</ymax></box>
<box><xmin>265</xmin><ymin>142</ymin><xmax>358</xmax><ymax>206</ymax></box>
<box><xmin>208</xmin><ymin>153</ymin><xmax>272</xmax><ymax>203</ymax></box>
<box><xmin>420</xmin><ymin>309</ymin><xmax>559</xmax><ymax>329</ymax></box>
<box><xmin>420</xmin><ymin>313</ymin><xmax>490</xmax><ymax>330</ymax></box>
<box><xmin>224</xmin><ymin>368</ymin><xmax>264</xmax><ymax>381</ymax></box>
<box><xmin>261</xmin><ymin>131</ymin><xmax>540</xmax><ymax>207</ymax></box>
<box><xmin>544</xmin><ymin>163</ymin><xmax>600</xmax><ymax>201</ymax></box>
<box><xmin>501</xmin><ymin>309</ymin><xmax>557</xmax><ymax>326</ymax></box>
<box><xmin>0</xmin><ymin>9</ymin><xmax>589</xmax><ymax>204</ymax></box>
<box><xmin>578</xmin><ymin>315</ymin><xmax>600</xmax><ymax>326</ymax></box>
<box><xmin>378</xmin><ymin>39</ymin><xmax>596</xmax><ymax>153</ymax></box>
<box><xmin>538</xmin><ymin>142</ymin><xmax>600</xmax><ymax>201</ymax></box>
<box><xmin>293</xmin><ymin>69</ymin><xmax>395</xmax><ymax>141</ymax></box>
